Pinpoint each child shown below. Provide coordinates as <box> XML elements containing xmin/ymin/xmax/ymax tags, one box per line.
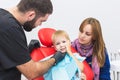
<box><xmin>44</xmin><ymin>30</ymin><xmax>86</xmax><ymax>80</ymax></box>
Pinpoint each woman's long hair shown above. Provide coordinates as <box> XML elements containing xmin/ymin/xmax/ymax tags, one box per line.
<box><xmin>79</xmin><ymin>17</ymin><xmax>105</xmax><ymax>67</ymax></box>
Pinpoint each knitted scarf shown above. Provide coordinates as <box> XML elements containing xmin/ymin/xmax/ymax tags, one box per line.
<box><xmin>72</xmin><ymin>39</ymin><xmax>99</xmax><ymax>80</ymax></box>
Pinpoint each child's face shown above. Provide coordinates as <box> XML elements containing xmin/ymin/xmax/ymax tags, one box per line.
<box><xmin>54</xmin><ymin>36</ymin><xmax>68</xmax><ymax>53</ymax></box>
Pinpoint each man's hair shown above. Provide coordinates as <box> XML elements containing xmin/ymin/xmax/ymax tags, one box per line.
<box><xmin>17</xmin><ymin>0</ymin><xmax>53</xmax><ymax>16</ymax></box>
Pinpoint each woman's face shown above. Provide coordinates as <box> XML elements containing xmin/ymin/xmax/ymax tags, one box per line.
<box><xmin>78</xmin><ymin>24</ymin><xmax>93</xmax><ymax>45</ymax></box>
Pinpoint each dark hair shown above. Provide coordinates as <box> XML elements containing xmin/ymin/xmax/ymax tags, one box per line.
<box><xmin>17</xmin><ymin>0</ymin><xmax>53</xmax><ymax>16</ymax></box>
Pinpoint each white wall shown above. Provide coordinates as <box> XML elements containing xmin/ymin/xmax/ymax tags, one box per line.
<box><xmin>0</xmin><ymin>0</ymin><xmax>120</xmax><ymax>53</ymax></box>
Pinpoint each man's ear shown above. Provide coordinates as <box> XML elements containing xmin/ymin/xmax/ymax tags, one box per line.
<box><xmin>26</xmin><ymin>10</ymin><xmax>36</xmax><ymax>21</ymax></box>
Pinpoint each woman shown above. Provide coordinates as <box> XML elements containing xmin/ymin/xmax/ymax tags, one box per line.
<box><xmin>72</xmin><ymin>17</ymin><xmax>111</xmax><ymax>80</ymax></box>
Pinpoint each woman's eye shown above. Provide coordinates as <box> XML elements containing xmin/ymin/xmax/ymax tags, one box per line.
<box><xmin>86</xmin><ymin>34</ymin><xmax>90</xmax><ymax>36</ymax></box>
<box><xmin>86</xmin><ymin>33</ymin><xmax>91</xmax><ymax>36</ymax></box>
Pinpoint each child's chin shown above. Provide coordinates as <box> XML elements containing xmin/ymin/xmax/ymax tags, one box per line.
<box><xmin>61</xmin><ymin>51</ymin><xmax>66</xmax><ymax>53</ymax></box>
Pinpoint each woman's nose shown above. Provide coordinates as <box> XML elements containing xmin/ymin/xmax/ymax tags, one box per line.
<box><xmin>80</xmin><ymin>33</ymin><xmax>85</xmax><ymax>38</ymax></box>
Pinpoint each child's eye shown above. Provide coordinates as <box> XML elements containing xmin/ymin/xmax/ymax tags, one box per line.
<box><xmin>56</xmin><ymin>42</ymin><xmax>60</xmax><ymax>45</ymax></box>
<box><xmin>62</xmin><ymin>41</ymin><xmax>66</xmax><ymax>43</ymax></box>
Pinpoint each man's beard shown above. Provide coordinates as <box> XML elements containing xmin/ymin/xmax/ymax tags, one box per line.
<box><xmin>23</xmin><ymin>16</ymin><xmax>38</xmax><ymax>32</ymax></box>
<box><xmin>23</xmin><ymin>21</ymin><xmax>34</xmax><ymax>32</ymax></box>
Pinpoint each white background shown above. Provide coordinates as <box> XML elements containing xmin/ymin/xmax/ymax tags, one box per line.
<box><xmin>0</xmin><ymin>0</ymin><xmax>120</xmax><ymax>53</ymax></box>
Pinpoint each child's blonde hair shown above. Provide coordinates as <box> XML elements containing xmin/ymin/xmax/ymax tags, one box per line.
<box><xmin>52</xmin><ymin>30</ymin><xmax>70</xmax><ymax>44</ymax></box>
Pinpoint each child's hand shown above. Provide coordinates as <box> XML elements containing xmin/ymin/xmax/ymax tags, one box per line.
<box><xmin>80</xmin><ymin>72</ymin><xmax>86</xmax><ymax>80</ymax></box>
<box><xmin>66</xmin><ymin>40</ymin><xmax>72</xmax><ymax>56</ymax></box>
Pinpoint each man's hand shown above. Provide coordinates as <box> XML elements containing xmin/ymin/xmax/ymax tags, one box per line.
<box><xmin>28</xmin><ymin>39</ymin><xmax>40</xmax><ymax>53</ymax></box>
<box><xmin>52</xmin><ymin>51</ymin><xmax>66</xmax><ymax>65</ymax></box>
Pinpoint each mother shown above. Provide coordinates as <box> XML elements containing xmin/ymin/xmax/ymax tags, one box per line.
<box><xmin>72</xmin><ymin>17</ymin><xmax>111</xmax><ymax>80</ymax></box>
